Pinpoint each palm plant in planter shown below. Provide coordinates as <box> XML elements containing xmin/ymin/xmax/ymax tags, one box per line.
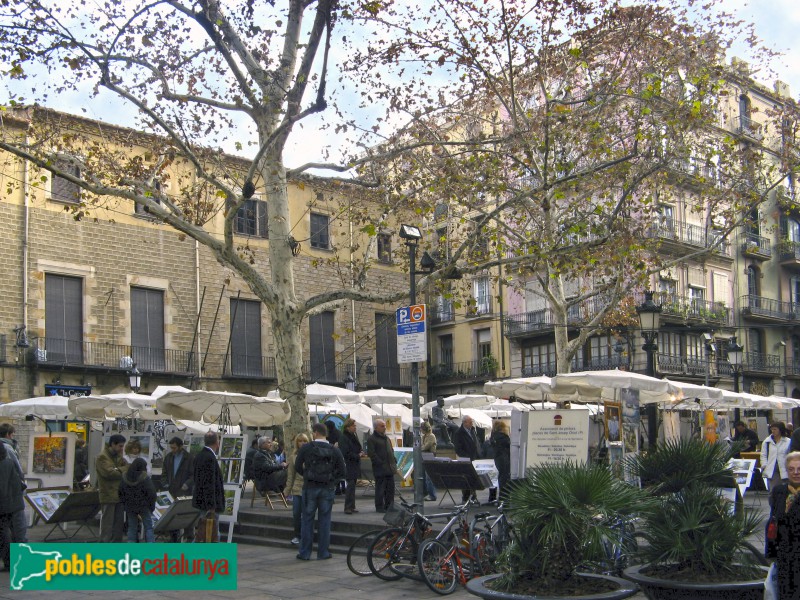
<box><xmin>623</xmin><ymin>438</ymin><xmax>766</xmax><ymax>600</ymax></box>
<box><xmin>467</xmin><ymin>461</ymin><xmax>651</xmax><ymax>600</ymax></box>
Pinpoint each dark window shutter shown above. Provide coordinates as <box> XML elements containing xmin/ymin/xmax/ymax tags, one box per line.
<box><xmin>45</xmin><ymin>274</ymin><xmax>83</xmax><ymax>363</ymax></box>
<box><xmin>309</xmin><ymin>311</ymin><xmax>335</xmax><ymax>382</ymax></box>
<box><xmin>131</xmin><ymin>287</ymin><xmax>165</xmax><ymax>370</ymax></box>
<box><xmin>375</xmin><ymin>313</ymin><xmax>400</xmax><ymax>387</ymax></box>
<box><xmin>231</xmin><ymin>299</ymin><xmax>262</xmax><ymax>376</ymax></box>
<box><xmin>310</xmin><ymin>213</ymin><xmax>330</xmax><ymax>249</ymax></box>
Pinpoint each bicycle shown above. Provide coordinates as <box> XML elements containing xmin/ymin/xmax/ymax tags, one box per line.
<box><xmin>366</xmin><ymin>498</ymin><xmax>452</xmax><ymax>581</ymax></box>
<box><xmin>417</xmin><ymin>498</ymin><xmax>489</xmax><ymax>594</ymax></box>
<box><xmin>346</xmin><ymin>528</ymin><xmax>386</xmax><ymax>577</ymax></box>
<box><xmin>468</xmin><ymin>502</ymin><xmax>510</xmax><ymax>575</ymax></box>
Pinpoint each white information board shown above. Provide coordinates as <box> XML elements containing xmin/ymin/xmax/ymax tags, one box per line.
<box><xmin>396</xmin><ymin>304</ymin><xmax>427</xmax><ymax>363</ymax></box>
<box><xmin>524</xmin><ymin>410</ymin><xmax>590</xmax><ymax>468</ymax></box>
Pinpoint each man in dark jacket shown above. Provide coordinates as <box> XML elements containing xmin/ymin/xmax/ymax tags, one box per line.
<box><xmin>454</xmin><ymin>416</ymin><xmax>481</xmax><ymax>502</ymax></box>
<box><xmin>163</xmin><ymin>437</ymin><xmax>194</xmax><ymax>497</ymax></box>
<box><xmin>294</xmin><ymin>423</ymin><xmax>345</xmax><ymax>560</ymax></box>
<box><xmin>366</xmin><ymin>419</ymin><xmax>397</xmax><ymax>513</ymax></box>
<box><xmin>96</xmin><ymin>434</ymin><xmax>128</xmax><ymax>542</ymax></box>
<box><xmin>732</xmin><ymin>421</ymin><xmax>760</xmax><ymax>457</ymax></box>
<box><xmin>0</xmin><ymin>442</ymin><xmax>25</xmax><ymax>571</ymax></box>
<box><xmin>192</xmin><ymin>431</ymin><xmax>225</xmax><ymax>542</ymax></box>
<box><xmin>0</xmin><ymin>424</ymin><xmax>27</xmax><ymax>547</ymax></box>
<box><xmin>253</xmin><ymin>436</ymin><xmax>287</xmax><ymax>493</ymax></box>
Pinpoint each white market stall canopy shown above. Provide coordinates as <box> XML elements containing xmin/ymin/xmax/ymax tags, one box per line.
<box><xmin>156</xmin><ymin>390</ymin><xmax>290</xmax><ymax>427</ymax></box>
<box><xmin>0</xmin><ymin>395</ymin><xmax>72</xmax><ymax>420</ymax></box>
<box><xmin>359</xmin><ymin>387</ymin><xmax>415</xmax><ymax>405</ymax></box>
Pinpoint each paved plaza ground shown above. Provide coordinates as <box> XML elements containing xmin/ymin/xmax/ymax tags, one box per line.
<box><xmin>0</xmin><ymin>488</ymin><xmax>772</xmax><ymax>600</ymax></box>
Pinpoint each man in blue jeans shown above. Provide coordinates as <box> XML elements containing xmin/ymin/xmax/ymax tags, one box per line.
<box><xmin>294</xmin><ymin>422</ymin><xmax>345</xmax><ymax>560</ymax></box>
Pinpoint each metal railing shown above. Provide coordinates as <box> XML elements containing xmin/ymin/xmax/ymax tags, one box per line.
<box><xmin>466</xmin><ymin>298</ymin><xmax>493</xmax><ymax>318</ymax></box>
<box><xmin>658</xmin><ymin>354</ymin><xmax>714</xmax><ymax>378</ymax></box>
<box><xmin>777</xmin><ymin>240</ymin><xmax>800</xmax><ymax>262</ymax></box>
<box><xmin>741</xmin><ymin>232</ymin><xmax>772</xmax><ymax>257</ymax></box>
<box><xmin>644</xmin><ymin>218</ymin><xmax>731</xmax><ymax>255</ymax></box>
<box><xmin>654</xmin><ymin>293</ymin><xmax>730</xmax><ymax>326</ymax></box>
<box><xmin>742</xmin><ymin>351</ymin><xmax>781</xmax><ymax>374</ymax></box>
<box><xmin>31</xmin><ymin>337</ymin><xmax>197</xmax><ymax>375</ymax></box>
<box><xmin>740</xmin><ymin>295</ymin><xmax>799</xmax><ymax>321</ymax></box>
<box><xmin>736</xmin><ymin>115</ymin><xmax>764</xmax><ymax>141</ymax></box>
<box><xmin>503</xmin><ymin>295</ymin><xmax>610</xmax><ymax>338</ymax></box>
<box><xmin>428</xmin><ymin>359</ymin><xmax>496</xmax><ymax>383</ymax></box>
<box><xmin>430</xmin><ymin>301</ymin><xmax>455</xmax><ymax>325</ymax></box>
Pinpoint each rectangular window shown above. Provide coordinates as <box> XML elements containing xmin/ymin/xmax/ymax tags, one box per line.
<box><xmin>45</xmin><ymin>274</ymin><xmax>83</xmax><ymax>364</ymax></box>
<box><xmin>50</xmin><ymin>157</ymin><xmax>81</xmax><ymax>204</ymax></box>
<box><xmin>439</xmin><ymin>334</ymin><xmax>453</xmax><ymax>367</ymax></box>
<box><xmin>377</xmin><ymin>233</ymin><xmax>392</xmax><ymax>263</ymax></box>
<box><xmin>476</xmin><ymin>328</ymin><xmax>491</xmax><ymax>360</ymax></box>
<box><xmin>375</xmin><ymin>313</ymin><xmax>401</xmax><ymax>387</ymax></box>
<box><xmin>131</xmin><ymin>287</ymin><xmax>165</xmax><ymax>371</ymax></box>
<box><xmin>310</xmin><ymin>213</ymin><xmax>330</xmax><ymax>249</ymax></box>
<box><xmin>472</xmin><ymin>277</ymin><xmax>491</xmax><ymax>315</ymax></box>
<box><xmin>522</xmin><ymin>343</ymin><xmax>556</xmax><ymax>376</ymax></box>
<box><xmin>230</xmin><ymin>299</ymin><xmax>262</xmax><ymax>376</ymax></box>
<box><xmin>309</xmin><ymin>311</ymin><xmax>336</xmax><ymax>382</ymax></box>
<box><xmin>234</xmin><ymin>199</ymin><xmax>268</xmax><ymax>238</ymax></box>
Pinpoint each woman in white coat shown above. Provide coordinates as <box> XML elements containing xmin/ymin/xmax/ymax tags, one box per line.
<box><xmin>760</xmin><ymin>421</ymin><xmax>791</xmax><ymax>490</ymax></box>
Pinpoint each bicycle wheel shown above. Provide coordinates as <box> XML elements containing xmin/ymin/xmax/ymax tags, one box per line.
<box><xmin>418</xmin><ymin>538</ymin><xmax>459</xmax><ymax>595</ymax></box>
<box><xmin>366</xmin><ymin>527</ymin><xmax>405</xmax><ymax>581</ymax></box>
<box><xmin>387</xmin><ymin>533</ymin><xmax>421</xmax><ymax>580</ymax></box>
<box><xmin>347</xmin><ymin>529</ymin><xmax>384</xmax><ymax>577</ymax></box>
<box><xmin>470</xmin><ymin>530</ymin><xmax>499</xmax><ymax>575</ymax></box>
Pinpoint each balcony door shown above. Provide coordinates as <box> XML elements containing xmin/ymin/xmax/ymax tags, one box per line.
<box><xmin>375</xmin><ymin>313</ymin><xmax>401</xmax><ymax>387</ymax></box>
<box><xmin>131</xmin><ymin>287</ymin><xmax>165</xmax><ymax>371</ymax></box>
<box><xmin>231</xmin><ymin>298</ymin><xmax>263</xmax><ymax>376</ymax></box>
<box><xmin>309</xmin><ymin>310</ymin><xmax>335</xmax><ymax>382</ymax></box>
<box><xmin>45</xmin><ymin>274</ymin><xmax>83</xmax><ymax>364</ymax></box>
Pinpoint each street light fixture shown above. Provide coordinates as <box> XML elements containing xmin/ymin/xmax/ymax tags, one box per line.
<box><xmin>400</xmin><ymin>223</ymin><xmax>433</xmax><ymax>508</ymax></box>
<box><xmin>128</xmin><ymin>363</ymin><xmax>142</xmax><ymax>393</ymax></box>
<box><xmin>636</xmin><ymin>291</ymin><xmax>662</xmax><ymax>378</ymax></box>
<box><xmin>727</xmin><ymin>336</ymin><xmax>744</xmax><ymax>393</ymax></box>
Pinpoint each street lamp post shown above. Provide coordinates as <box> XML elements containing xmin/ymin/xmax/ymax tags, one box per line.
<box><xmin>398</xmin><ymin>224</ymin><xmax>435</xmax><ymax>508</ymax></box>
<box><xmin>128</xmin><ymin>363</ymin><xmax>142</xmax><ymax>393</ymax></box>
<box><xmin>637</xmin><ymin>290</ymin><xmax>662</xmax><ymax>449</ymax></box>
<box><xmin>727</xmin><ymin>336</ymin><xmax>744</xmax><ymax>423</ymax></box>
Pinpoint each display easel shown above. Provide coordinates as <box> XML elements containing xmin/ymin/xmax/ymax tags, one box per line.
<box><xmin>153</xmin><ymin>498</ymin><xmax>201</xmax><ymax>541</ymax></box>
<box><xmin>424</xmin><ymin>459</ymin><xmax>488</xmax><ymax>506</ymax></box>
<box><xmin>25</xmin><ymin>488</ymin><xmax>101</xmax><ymax>541</ymax></box>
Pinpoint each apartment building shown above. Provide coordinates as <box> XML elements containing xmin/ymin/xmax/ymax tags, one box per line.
<box><xmin>0</xmin><ymin>108</ymin><xmax>413</xmax><ymax>405</ymax></box>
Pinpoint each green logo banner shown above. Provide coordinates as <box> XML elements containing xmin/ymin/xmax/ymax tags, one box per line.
<box><xmin>9</xmin><ymin>543</ymin><xmax>237</xmax><ymax>590</ymax></box>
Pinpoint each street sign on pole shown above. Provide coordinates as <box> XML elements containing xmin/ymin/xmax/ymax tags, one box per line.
<box><xmin>396</xmin><ymin>304</ymin><xmax>427</xmax><ymax>364</ymax></box>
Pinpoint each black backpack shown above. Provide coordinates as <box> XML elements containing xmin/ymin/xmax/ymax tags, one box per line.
<box><xmin>304</xmin><ymin>443</ymin><xmax>336</xmax><ymax>484</ymax></box>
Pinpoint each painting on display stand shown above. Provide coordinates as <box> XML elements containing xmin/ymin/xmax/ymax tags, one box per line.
<box><xmin>32</xmin><ymin>436</ymin><xmax>68</xmax><ymax>474</ymax></box>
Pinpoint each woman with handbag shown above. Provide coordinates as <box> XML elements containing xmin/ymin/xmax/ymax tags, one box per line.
<box><xmin>767</xmin><ymin>451</ymin><xmax>800</xmax><ymax>600</ymax></box>
<box><xmin>761</xmin><ymin>422</ymin><xmax>791</xmax><ymax>491</ymax></box>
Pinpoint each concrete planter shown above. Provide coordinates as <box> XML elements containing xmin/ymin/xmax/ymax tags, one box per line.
<box><xmin>623</xmin><ymin>564</ymin><xmax>767</xmax><ymax>600</ymax></box>
<box><xmin>466</xmin><ymin>573</ymin><xmax>639</xmax><ymax>600</ymax></box>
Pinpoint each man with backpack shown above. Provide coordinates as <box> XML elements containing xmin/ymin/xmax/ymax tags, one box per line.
<box><xmin>294</xmin><ymin>422</ymin><xmax>346</xmax><ymax>560</ymax></box>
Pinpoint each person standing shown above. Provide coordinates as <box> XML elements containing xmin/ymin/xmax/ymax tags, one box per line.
<box><xmin>0</xmin><ymin>424</ymin><xmax>27</xmax><ymax>545</ymax></box>
<box><xmin>454</xmin><ymin>416</ymin><xmax>481</xmax><ymax>503</ymax></box>
<box><xmin>0</xmin><ymin>442</ymin><xmax>25</xmax><ymax>571</ymax></box>
<box><xmin>490</xmin><ymin>420</ymin><xmax>511</xmax><ymax>500</ymax></box>
<box><xmin>367</xmin><ymin>419</ymin><xmax>397</xmax><ymax>513</ymax></box>
<box><xmin>73</xmin><ymin>439</ymin><xmax>90</xmax><ymax>487</ymax></box>
<box><xmin>96</xmin><ymin>434</ymin><xmax>128</xmax><ymax>542</ymax></box>
<box><xmin>789</xmin><ymin>424</ymin><xmax>800</xmax><ymax>453</ymax></box>
<box><xmin>339</xmin><ymin>418</ymin><xmax>364</xmax><ymax>514</ymax></box>
<box><xmin>285</xmin><ymin>433</ymin><xmax>309</xmax><ymax>545</ymax></box>
<box><xmin>192</xmin><ymin>431</ymin><xmax>225</xmax><ymax>542</ymax></box>
<box><xmin>420</xmin><ymin>422</ymin><xmax>437</xmax><ymax>502</ymax></box>
<box><xmin>163</xmin><ymin>437</ymin><xmax>193</xmax><ymax>497</ymax></box>
<box><xmin>119</xmin><ymin>457</ymin><xmax>157</xmax><ymax>543</ymax></box>
<box><xmin>326</xmin><ymin>420</ymin><xmax>345</xmax><ymax>496</ymax></box>
<box><xmin>732</xmin><ymin>421</ymin><xmax>759</xmax><ymax>457</ymax></box>
<box><xmin>761</xmin><ymin>422</ymin><xmax>791</xmax><ymax>491</ymax></box>
<box><xmin>294</xmin><ymin>423</ymin><xmax>345</xmax><ymax>560</ymax></box>
<box><xmin>766</xmin><ymin>451</ymin><xmax>800</xmax><ymax>600</ymax></box>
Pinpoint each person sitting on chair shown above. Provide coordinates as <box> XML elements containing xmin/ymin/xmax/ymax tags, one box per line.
<box><xmin>253</xmin><ymin>436</ymin><xmax>288</xmax><ymax>495</ymax></box>
<box><xmin>431</xmin><ymin>396</ymin><xmax>457</xmax><ymax>445</ymax></box>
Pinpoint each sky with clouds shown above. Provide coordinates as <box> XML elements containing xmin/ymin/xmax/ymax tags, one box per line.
<box><xmin>2</xmin><ymin>1</ymin><xmax>799</xmax><ymax>170</ymax></box>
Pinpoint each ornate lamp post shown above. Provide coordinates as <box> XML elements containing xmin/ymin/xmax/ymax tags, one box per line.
<box><xmin>727</xmin><ymin>336</ymin><xmax>744</xmax><ymax>422</ymax></box>
<box><xmin>128</xmin><ymin>363</ymin><xmax>142</xmax><ymax>393</ymax></box>
<box><xmin>636</xmin><ymin>291</ymin><xmax>662</xmax><ymax>378</ymax></box>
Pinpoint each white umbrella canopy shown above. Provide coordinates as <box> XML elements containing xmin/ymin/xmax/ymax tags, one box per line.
<box><xmin>370</xmin><ymin>403</ymin><xmax>413</xmax><ymax>429</ymax></box>
<box><xmin>453</xmin><ymin>408</ymin><xmax>493</xmax><ymax>429</ymax></box>
<box><xmin>310</xmin><ymin>401</ymin><xmax>377</xmax><ymax>435</ymax></box>
<box><xmin>484</xmin><ymin>376</ymin><xmax>554</xmax><ymax>399</ymax></box>
<box><xmin>156</xmin><ymin>390</ymin><xmax>291</xmax><ymax>427</ymax></box>
<box><xmin>0</xmin><ymin>396</ymin><xmax>72</xmax><ymax>419</ymax></box>
<box><xmin>359</xmin><ymin>387</ymin><xmax>414</xmax><ymax>405</ymax></box>
<box><xmin>716</xmin><ymin>390</ymin><xmax>799</xmax><ymax>410</ymax></box>
<box><xmin>68</xmin><ymin>392</ymin><xmax>153</xmax><ymax>420</ymax></box>
<box><xmin>550</xmin><ymin>369</ymin><xmax>682</xmax><ymax>404</ymax></box>
<box><xmin>663</xmin><ymin>380</ymin><xmax>723</xmax><ymax>403</ymax></box>
<box><xmin>172</xmin><ymin>419</ymin><xmax>241</xmax><ymax>435</ymax></box>
<box><xmin>441</xmin><ymin>394</ymin><xmax>497</xmax><ymax>409</ymax></box>
<box><xmin>304</xmin><ymin>382</ymin><xmax>362</xmax><ymax>404</ymax></box>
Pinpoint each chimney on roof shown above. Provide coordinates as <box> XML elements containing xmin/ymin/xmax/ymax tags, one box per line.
<box><xmin>774</xmin><ymin>80</ymin><xmax>791</xmax><ymax>99</ymax></box>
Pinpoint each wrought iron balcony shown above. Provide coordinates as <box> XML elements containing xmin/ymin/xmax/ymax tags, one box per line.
<box><xmin>429</xmin><ymin>359</ymin><xmax>496</xmax><ymax>383</ymax></box>
<box><xmin>740</xmin><ymin>295</ymin><xmax>799</xmax><ymax>322</ymax></box>
<box><xmin>31</xmin><ymin>337</ymin><xmax>197</xmax><ymax>375</ymax></box>
<box><xmin>430</xmin><ymin>300</ymin><xmax>455</xmax><ymax>325</ymax></box>
<box><xmin>742</xmin><ymin>351</ymin><xmax>781</xmax><ymax>375</ymax></box>
<box><xmin>653</xmin><ymin>293</ymin><xmax>730</xmax><ymax>326</ymax></box>
<box><xmin>735</xmin><ymin>115</ymin><xmax>764</xmax><ymax>142</ymax></box>
<box><xmin>503</xmin><ymin>296</ymin><xmax>610</xmax><ymax>338</ymax></box>
<box><xmin>778</xmin><ymin>240</ymin><xmax>800</xmax><ymax>270</ymax></box>
<box><xmin>658</xmin><ymin>354</ymin><xmax>714</xmax><ymax>378</ymax></box>
<box><xmin>301</xmin><ymin>360</ymin><xmax>411</xmax><ymax>389</ymax></box>
<box><xmin>644</xmin><ymin>218</ymin><xmax>731</xmax><ymax>256</ymax></box>
<box><xmin>741</xmin><ymin>232</ymin><xmax>772</xmax><ymax>259</ymax></box>
<box><xmin>466</xmin><ymin>298</ymin><xmax>493</xmax><ymax>318</ymax></box>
